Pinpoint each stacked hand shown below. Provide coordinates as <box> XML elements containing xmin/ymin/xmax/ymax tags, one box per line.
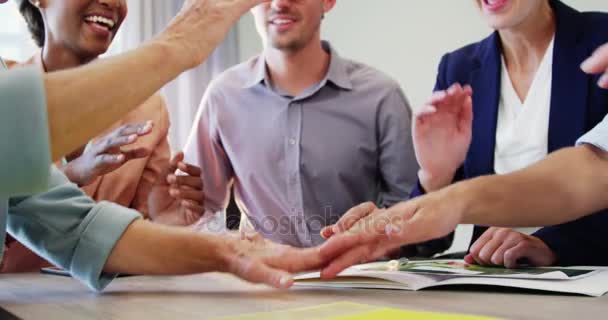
<box><xmin>319</xmin><ymin>188</ymin><xmax>465</xmax><ymax>278</ymax></box>
<box><xmin>219</xmin><ymin>231</ymin><xmax>326</xmax><ymax>288</ymax></box>
<box><xmin>148</xmin><ymin>152</ymin><xmax>205</xmax><ymax>226</ymax></box>
<box><xmin>63</xmin><ymin>122</ymin><xmax>153</xmax><ymax>186</ymax></box>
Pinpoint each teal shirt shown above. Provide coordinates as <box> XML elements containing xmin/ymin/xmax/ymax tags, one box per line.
<box><xmin>0</xmin><ymin>66</ymin><xmax>51</xmax><ymax>196</ymax></box>
<box><xmin>0</xmin><ymin>61</ymin><xmax>139</xmax><ymax>291</ymax></box>
<box><xmin>4</xmin><ymin>166</ymin><xmax>141</xmax><ymax>291</ymax></box>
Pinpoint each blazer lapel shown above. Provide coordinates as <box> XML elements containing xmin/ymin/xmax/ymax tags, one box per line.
<box><xmin>465</xmin><ymin>32</ymin><xmax>502</xmax><ymax>178</ymax></box>
<box><xmin>548</xmin><ymin>0</ymin><xmax>590</xmax><ymax>151</ymax></box>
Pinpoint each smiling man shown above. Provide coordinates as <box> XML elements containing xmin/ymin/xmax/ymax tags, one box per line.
<box><xmin>184</xmin><ymin>0</ymin><xmax>418</xmax><ymax>247</ymax></box>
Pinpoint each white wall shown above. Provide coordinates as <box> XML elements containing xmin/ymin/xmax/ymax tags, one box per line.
<box><xmin>237</xmin><ymin>0</ymin><xmax>608</xmax><ymax>108</ymax></box>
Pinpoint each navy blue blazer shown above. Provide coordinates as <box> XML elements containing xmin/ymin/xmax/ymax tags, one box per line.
<box><xmin>411</xmin><ymin>0</ymin><xmax>608</xmax><ymax>266</ymax></box>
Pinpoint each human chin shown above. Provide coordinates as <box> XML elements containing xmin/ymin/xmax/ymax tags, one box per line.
<box><xmin>78</xmin><ymin>36</ymin><xmax>112</xmax><ymax>57</ymax></box>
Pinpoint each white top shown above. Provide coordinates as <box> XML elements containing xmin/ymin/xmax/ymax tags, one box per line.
<box><xmin>494</xmin><ymin>37</ymin><xmax>555</xmax><ymax>175</ymax></box>
<box><xmin>448</xmin><ymin>38</ymin><xmax>556</xmax><ymax>253</ymax></box>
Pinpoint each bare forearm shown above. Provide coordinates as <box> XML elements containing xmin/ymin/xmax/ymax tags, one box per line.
<box><xmin>43</xmin><ymin>0</ymin><xmax>261</xmax><ymax>161</ymax></box>
<box><xmin>45</xmin><ymin>41</ymin><xmax>185</xmax><ymax>161</ymax></box>
<box><xmin>457</xmin><ymin>145</ymin><xmax>608</xmax><ymax>227</ymax></box>
<box><xmin>104</xmin><ymin>219</ymin><xmax>227</xmax><ymax>275</ymax></box>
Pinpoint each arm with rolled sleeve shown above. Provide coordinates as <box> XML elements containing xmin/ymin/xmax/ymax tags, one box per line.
<box><xmin>183</xmin><ymin>85</ymin><xmax>234</xmax><ymax>230</ymax></box>
<box><xmin>0</xmin><ymin>67</ymin><xmax>51</xmax><ymax>196</ymax></box>
<box><xmin>376</xmin><ymin>85</ymin><xmax>418</xmax><ymax>207</ymax></box>
<box><xmin>7</xmin><ymin>166</ymin><xmax>140</xmax><ymax>291</ymax></box>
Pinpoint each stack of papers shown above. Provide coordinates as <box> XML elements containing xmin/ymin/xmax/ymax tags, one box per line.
<box><xmin>294</xmin><ymin>259</ymin><xmax>608</xmax><ymax>297</ymax></box>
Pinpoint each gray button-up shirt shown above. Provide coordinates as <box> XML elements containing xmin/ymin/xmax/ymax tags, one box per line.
<box><xmin>184</xmin><ymin>42</ymin><xmax>418</xmax><ymax>247</ymax></box>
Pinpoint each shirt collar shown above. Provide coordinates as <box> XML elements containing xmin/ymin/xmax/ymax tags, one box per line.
<box><xmin>242</xmin><ymin>41</ymin><xmax>353</xmax><ymax>91</ymax></box>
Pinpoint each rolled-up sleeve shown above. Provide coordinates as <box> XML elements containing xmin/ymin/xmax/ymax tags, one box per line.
<box><xmin>7</xmin><ymin>167</ymin><xmax>141</xmax><ymax>291</ymax></box>
<box><xmin>0</xmin><ymin>67</ymin><xmax>51</xmax><ymax>196</ymax></box>
<box><xmin>577</xmin><ymin>114</ymin><xmax>608</xmax><ymax>151</ymax></box>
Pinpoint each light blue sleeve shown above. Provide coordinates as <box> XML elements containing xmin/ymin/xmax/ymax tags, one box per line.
<box><xmin>7</xmin><ymin>166</ymin><xmax>141</xmax><ymax>291</ymax></box>
<box><xmin>577</xmin><ymin>114</ymin><xmax>608</xmax><ymax>151</ymax></box>
<box><xmin>0</xmin><ymin>66</ymin><xmax>51</xmax><ymax>196</ymax></box>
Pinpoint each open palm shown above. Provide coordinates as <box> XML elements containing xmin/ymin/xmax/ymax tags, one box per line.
<box><xmin>414</xmin><ymin>84</ymin><xmax>473</xmax><ymax>191</ymax></box>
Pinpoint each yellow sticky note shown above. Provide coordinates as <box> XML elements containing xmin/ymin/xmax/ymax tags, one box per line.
<box><xmin>331</xmin><ymin>307</ymin><xmax>498</xmax><ymax>320</ymax></box>
<box><xmin>216</xmin><ymin>302</ymin><xmax>500</xmax><ymax>320</ymax></box>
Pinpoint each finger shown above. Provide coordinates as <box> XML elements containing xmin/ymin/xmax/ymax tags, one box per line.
<box><xmin>116</xmin><ymin>121</ymin><xmax>154</xmax><ymax>137</ymax></box>
<box><xmin>464</xmin><ymin>254</ymin><xmax>477</xmax><ymax>264</ymax></box>
<box><xmin>503</xmin><ymin>242</ymin><xmax>531</xmax><ymax>269</ymax></box>
<box><xmin>598</xmin><ymin>71</ymin><xmax>608</xmax><ymax>89</ymax></box>
<box><xmin>320</xmin><ymin>226</ymin><xmax>334</xmax><ymax>239</ymax></box>
<box><xmin>168</xmin><ymin>174</ymin><xmax>203</xmax><ymax>190</ymax></box>
<box><xmin>98</xmin><ymin>134</ymin><xmax>139</xmax><ymax>152</ymax></box>
<box><xmin>332</xmin><ymin>202</ymin><xmax>378</xmax><ymax>235</ymax></box>
<box><xmin>447</xmin><ymin>82</ymin><xmax>463</xmax><ymax>96</ymax></box>
<box><xmin>184</xmin><ymin>209</ymin><xmax>202</xmax><ymax>225</ymax></box>
<box><xmin>320</xmin><ymin>232</ymin><xmax>379</xmax><ymax>262</ymax></box>
<box><xmin>227</xmin><ymin>255</ymin><xmax>293</xmax><ymax>289</ymax></box>
<box><xmin>171</xmin><ymin>188</ymin><xmax>204</xmax><ymax>202</ymax></box>
<box><xmin>426</xmin><ymin>90</ymin><xmax>448</xmax><ymax>105</ymax></box>
<box><xmin>180</xmin><ymin>199</ymin><xmax>204</xmax><ymax>213</ymax></box>
<box><xmin>477</xmin><ymin>234</ymin><xmax>509</xmax><ymax>265</ymax></box>
<box><xmin>469</xmin><ymin>228</ymin><xmax>497</xmax><ymax>256</ymax></box>
<box><xmin>463</xmin><ymin>84</ymin><xmax>473</xmax><ymax>96</ymax></box>
<box><xmin>415</xmin><ymin>105</ymin><xmax>438</xmax><ymax>118</ymax></box>
<box><xmin>177</xmin><ymin>162</ymin><xmax>202</xmax><ymax>177</ymax></box>
<box><xmin>581</xmin><ymin>43</ymin><xmax>608</xmax><ymax>74</ymax></box>
<box><xmin>490</xmin><ymin>233</ymin><xmax>525</xmax><ymax>266</ymax></box>
<box><xmin>459</xmin><ymin>95</ymin><xmax>474</xmax><ymax>131</ymax></box>
<box><xmin>267</xmin><ymin>247</ymin><xmax>327</xmax><ymax>273</ymax></box>
<box><xmin>95</xmin><ymin>154</ymin><xmax>126</xmax><ymax>168</ymax></box>
<box><xmin>166</xmin><ymin>152</ymin><xmax>183</xmax><ymax>175</ymax></box>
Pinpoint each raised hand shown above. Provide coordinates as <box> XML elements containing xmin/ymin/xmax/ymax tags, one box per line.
<box><xmin>148</xmin><ymin>152</ymin><xmax>204</xmax><ymax>226</ymax></box>
<box><xmin>581</xmin><ymin>43</ymin><xmax>608</xmax><ymax>89</ymax></box>
<box><xmin>163</xmin><ymin>0</ymin><xmax>271</xmax><ymax>70</ymax></box>
<box><xmin>63</xmin><ymin>122</ymin><xmax>153</xmax><ymax>186</ymax></box>
<box><xmin>414</xmin><ymin>83</ymin><xmax>473</xmax><ymax>192</ymax></box>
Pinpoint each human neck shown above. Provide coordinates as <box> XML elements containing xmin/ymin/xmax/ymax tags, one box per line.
<box><xmin>499</xmin><ymin>3</ymin><xmax>556</xmax><ymax>73</ymax></box>
<box><xmin>41</xmin><ymin>37</ymin><xmax>96</xmax><ymax>72</ymax></box>
<box><xmin>264</xmin><ymin>37</ymin><xmax>330</xmax><ymax>97</ymax></box>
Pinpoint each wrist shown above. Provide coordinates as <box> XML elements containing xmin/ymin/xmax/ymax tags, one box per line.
<box><xmin>418</xmin><ymin>169</ymin><xmax>455</xmax><ymax>192</ymax></box>
<box><xmin>448</xmin><ymin>179</ymin><xmax>479</xmax><ymax>225</ymax></box>
<box><xmin>193</xmin><ymin>233</ymin><xmax>232</xmax><ymax>273</ymax></box>
<box><xmin>62</xmin><ymin>162</ymin><xmax>85</xmax><ymax>187</ymax></box>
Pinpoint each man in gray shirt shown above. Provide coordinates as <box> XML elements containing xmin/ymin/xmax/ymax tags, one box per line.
<box><xmin>184</xmin><ymin>0</ymin><xmax>418</xmax><ymax>247</ymax></box>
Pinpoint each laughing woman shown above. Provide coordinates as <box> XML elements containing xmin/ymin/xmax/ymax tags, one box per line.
<box><xmin>1</xmin><ymin>0</ymin><xmax>205</xmax><ymax>272</ymax></box>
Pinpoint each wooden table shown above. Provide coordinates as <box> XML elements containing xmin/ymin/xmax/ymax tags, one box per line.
<box><xmin>0</xmin><ymin>273</ymin><xmax>605</xmax><ymax>319</ymax></box>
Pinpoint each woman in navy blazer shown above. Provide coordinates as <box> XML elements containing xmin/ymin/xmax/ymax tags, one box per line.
<box><xmin>411</xmin><ymin>0</ymin><xmax>608</xmax><ymax>266</ymax></box>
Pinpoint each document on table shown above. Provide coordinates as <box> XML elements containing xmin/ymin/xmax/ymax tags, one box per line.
<box><xmin>215</xmin><ymin>302</ymin><xmax>499</xmax><ymax>320</ymax></box>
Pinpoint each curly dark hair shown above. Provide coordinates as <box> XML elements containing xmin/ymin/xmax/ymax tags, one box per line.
<box><xmin>19</xmin><ymin>1</ymin><xmax>45</xmax><ymax>47</ymax></box>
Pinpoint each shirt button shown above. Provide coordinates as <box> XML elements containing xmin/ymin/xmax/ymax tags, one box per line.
<box><xmin>289</xmin><ymin>138</ymin><xmax>297</xmax><ymax>145</ymax></box>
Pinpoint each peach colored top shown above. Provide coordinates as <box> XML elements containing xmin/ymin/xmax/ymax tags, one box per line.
<box><xmin>1</xmin><ymin>55</ymin><xmax>171</xmax><ymax>272</ymax></box>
